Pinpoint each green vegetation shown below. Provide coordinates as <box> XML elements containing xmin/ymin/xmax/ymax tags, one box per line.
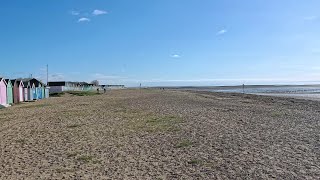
<box><xmin>20</xmin><ymin>104</ymin><xmax>51</xmax><ymax>109</ymax></box>
<box><xmin>66</xmin><ymin>91</ymin><xmax>100</xmax><ymax>96</ymax></box>
<box><xmin>50</xmin><ymin>92</ymin><xmax>65</xmax><ymax>97</ymax></box>
<box><xmin>51</xmin><ymin>91</ymin><xmax>100</xmax><ymax>97</ymax></box>
<box><xmin>125</xmin><ymin>114</ymin><xmax>183</xmax><ymax>133</ymax></box>
<box><xmin>66</xmin><ymin>152</ymin><xmax>78</xmax><ymax>158</ymax></box>
<box><xmin>270</xmin><ymin>111</ymin><xmax>283</xmax><ymax>117</ymax></box>
<box><xmin>77</xmin><ymin>155</ymin><xmax>94</xmax><ymax>163</ymax></box>
<box><xmin>175</xmin><ymin>140</ymin><xmax>193</xmax><ymax>148</ymax></box>
<box><xmin>15</xmin><ymin>139</ymin><xmax>27</xmax><ymax>144</ymax></box>
<box><xmin>188</xmin><ymin>159</ymin><xmax>201</xmax><ymax>165</ymax></box>
<box><xmin>66</xmin><ymin>124</ymin><xmax>83</xmax><ymax>129</ymax></box>
<box><xmin>0</xmin><ymin>113</ymin><xmax>11</xmax><ymax>123</ymax></box>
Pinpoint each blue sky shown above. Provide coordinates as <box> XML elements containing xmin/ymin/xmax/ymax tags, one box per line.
<box><xmin>1</xmin><ymin>0</ymin><xmax>320</xmax><ymax>86</ymax></box>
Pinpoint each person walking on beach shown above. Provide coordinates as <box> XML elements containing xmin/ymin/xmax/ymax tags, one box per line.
<box><xmin>104</xmin><ymin>88</ymin><xmax>106</xmax><ymax>93</ymax></box>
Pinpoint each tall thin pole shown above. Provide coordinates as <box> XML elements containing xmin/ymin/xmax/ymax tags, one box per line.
<box><xmin>46</xmin><ymin>64</ymin><xmax>49</xmax><ymax>86</ymax></box>
<box><xmin>242</xmin><ymin>84</ymin><xmax>245</xmax><ymax>94</ymax></box>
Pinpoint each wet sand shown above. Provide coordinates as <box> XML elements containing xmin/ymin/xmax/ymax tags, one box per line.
<box><xmin>255</xmin><ymin>93</ymin><xmax>320</xmax><ymax>101</ymax></box>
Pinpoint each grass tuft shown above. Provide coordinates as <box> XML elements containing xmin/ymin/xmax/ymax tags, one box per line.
<box><xmin>66</xmin><ymin>91</ymin><xmax>100</xmax><ymax>96</ymax></box>
<box><xmin>50</xmin><ymin>92</ymin><xmax>65</xmax><ymax>97</ymax></box>
<box><xmin>67</xmin><ymin>124</ymin><xmax>82</xmax><ymax>129</ymax></box>
<box><xmin>20</xmin><ymin>104</ymin><xmax>51</xmax><ymax>109</ymax></box>
<box><xmin>175</xmin><ymin>140</ymin><xmax>193</xmax><ymax>148</ymax></box>
<box><xmin>77</xmin><ymin>155</ymin><xmax>94</xmax><ymax>163</ymax></box>
<box><xmin>67</xmin><ymin>152</ymin><xmax>79</xmax><ymax>158</ymax></box>
<box><xmin>16</xmin><ymin>139</ymin><xmax>26</xmax><ymax>144</ymax></box>
<box><xmin>125</xmin><ymin>115</ymin><xmax>183</xmax><ymax>133</ymax></box>
<box><xmin>270</xmin><ymin>111</ymin><xmax>282</xmax><ymax>117</ymax></box>
<box><xmin>188</xmin><ymin>159</ymin><xmax>201</xmax><ymax>165</ymax></box>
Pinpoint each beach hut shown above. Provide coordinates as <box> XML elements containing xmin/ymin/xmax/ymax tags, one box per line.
<box><xmin>0</xmin><ymin>78</ymin><xmax>7</xmax><ymax>106</ymax></box>
<box><xmin>5</xmin><ymin>79</ymin><xmax>13</xmax><ymax>105</ymax></box>
<box><xmin>29</xmin><ymin>82</ymin><xmax>34</xmax><ymax>100</ymax></box>
<box><xmin>45</xmin><ymin>87</ymin><xmax>50</xmax><ymax>98</ymax></box>
<box><xmin>22</xmin><ymin>80</ymin><xmax>31</xmax><ymax>101</ymax></box>
<box><xmin>18</xmin><ymin>80</ymin><xmax>24</xmax><ymax>102</ymax></box>
<box><xmin>22</xmin><ymin>78</ymin><xmax>45</xmax><ymax>100</ymax></box>
<box><xmin>11</xmin><ymin>80</ymin><xmax>18</xmax><ymax>103</ymax></box>
<box><xmin>42</xmin><ymin>85</ymin><xmax>45</xmax><ymax>99</ymax></box>
<box><xmin>11</xmin><ymin>79</ymin><xmax>23</xmax><ymax>103</ymax></box>
<box><xmin>37</xmin><ymin>83</ymin><xmax>42</xmax><ymax>99</ymax></box>
<box><xmin>32</xmin><ymin>83</ymin><xmax>37</xmax><ymax>100</ymax></box>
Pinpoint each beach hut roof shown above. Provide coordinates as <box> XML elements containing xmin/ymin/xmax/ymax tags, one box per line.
<box><xmin>10</xmin><ymin>79</ymin><xmax>24</xmax><ymax>87</ymax></box>
<box><xmin>19</xmin><ymin>78</ymin><xmax>45</xmax><ymax>87</ymax></box>
<box><xmin>5</xmin><ymin>79</ymin><xmax>12</xmax><ymax>86</ymax></box>
<box><xmin>0</xmin><ymin>78</ymin><xmax>7</xmax><ymax>85</ymax></box>
<box><xmin>21</xmin><ymin>80</ymin><xmax>31</xmax><ymax>87</ymax></box>
<box><xmin>10</xmin><ymin>79</ymin><xmax>16</xmax><ymax>85</ymax></box>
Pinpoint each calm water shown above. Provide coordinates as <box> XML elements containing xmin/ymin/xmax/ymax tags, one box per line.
<box><xmin>210</xmin><ymin>85</ymin><xmax>320</xmax><ymax>94</ymax></box>
<box><xmin>178</xmin><ymin>85</ymin><xmax>320</xmax><ymax>101</ymax></box>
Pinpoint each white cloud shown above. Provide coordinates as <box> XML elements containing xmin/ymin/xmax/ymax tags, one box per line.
<box><xmin>92</xmin><ymin>9</ymin><xmax>108</xmax><ymax>16</ymax></box>
<box><xmin>171</xmin><ymin>54</ymin><xmax>181</xmax><ymax>58</ymax></box>
<box><xmin>217</xmin><ymin>29</ymin><xmax>227</xmax><ymax>35</ymax></box>
<box><xmin>304</xmin><ymin>16</ymin><xmax>318</xmax><ymax>21</ymax></box>
<box><xmin>78</xmin><ymin>17</ymin><xmax>90</xmax><ymax>22</ymax></box>
<box><xmin>70</xmin><ymin>10</ymin><xmax>80</xmax><ymax>16</ymax></box>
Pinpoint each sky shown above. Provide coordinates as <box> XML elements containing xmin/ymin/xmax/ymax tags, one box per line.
<box><xmin>1</xmin><ymin>0</ymin><xmax>320</xmax><ymax>87</ymax></box>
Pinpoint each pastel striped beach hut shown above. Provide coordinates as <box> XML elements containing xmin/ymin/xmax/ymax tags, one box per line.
<box><xmin>45</xmin><ymin>87</ymin><xmax>50</xmax><ymax>98</ymax></box>
<box><xmin>22</xmin><ymin>80</ymin><xmax>31</xmax><ymax>101</ymax></box>
<box><xmin>5</xmin><ymin>79</ymin><xmax>13</xmax><ymax>105</ymax></box>
<box><xmin>11</xmin><ymin>79</ymin><xmax>24</xmax><ymax>103</ymax></box>
<box><xmin>0</xmin><ymin>78</ymin><xmax>7</xmax><ymax>106</ymax></box>
<box><xmin>42</xmin><ymin>85</ymin><xmax>45</xmax><ymax>99</ymax></box>
<box><xmin>29</xmin><ymin>82</ymin><xmax>34</xmax><ymax>101</ymax></box>
<box><xmin>32</xmin><ymin>83</ymin><xmax>37</xmax><ymax>100</ymax></box>
<box><xmin>18</xmin><ymin>80</ymin><xmax>24</xmax><ymax>102</ymax></box>
<box><xmin>21</xmin><ymin>78</ymin><xmax>44</xmax><ymax>101</ymax></box>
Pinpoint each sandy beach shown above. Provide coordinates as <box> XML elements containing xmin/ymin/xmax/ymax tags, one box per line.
<box><xmin>0</xmin><ymin>89</ymin><xmax>319</xmax><ymax>179</ymax></box>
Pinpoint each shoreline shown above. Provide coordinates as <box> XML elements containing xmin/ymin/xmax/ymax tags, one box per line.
<box><xmin>168</xmin><ymin>88</ymin><xmax>320</xmax><ymax>102</ymax></box>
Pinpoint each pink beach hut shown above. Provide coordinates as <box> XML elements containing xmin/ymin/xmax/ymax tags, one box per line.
<box><xmin>0</xmin><ymin>78</ymin><xmax>8</xmax><ymax>106</ymax></box>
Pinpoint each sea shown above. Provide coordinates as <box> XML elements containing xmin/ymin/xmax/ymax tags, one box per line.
<box><xmin>174</xmin><ymin>85</ymin><xmax>320</xmax><ymax>101</ymax></box>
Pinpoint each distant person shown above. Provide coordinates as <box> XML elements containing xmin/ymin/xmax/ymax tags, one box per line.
<box><xmin>97</xmin><ymin>88</ymin><xmax>99</xmax><ymax>93</ymax></box>
<box><xmin>104</xmin><ymin>88</ymin><xmax>106</xmax><ymax>93</ymax></box>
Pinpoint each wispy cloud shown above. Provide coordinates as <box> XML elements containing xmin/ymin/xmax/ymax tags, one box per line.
<box><xmin>70</xmin><ymin>10</ymin><xmax>80</xmax><ymax>16</ymax></box>
<box><xmin>217</xmin><ymin>29</ymin><xmax>227</xmax><ymax>35</ymax></box>
<box><xmin>304</xmin><ymin>16</ymin><xmax>318</xmax><ymax>21</ymax></box>
<box><xmin>50</xmin><ymin>73</ymin><xmax>65</xmax><ymax>81</ymax></box>
<box><xmin>93</xmin><ymin>73</ymin><xmax>126</xmax><ymax>80</ymax></box>
<box><xmin>78</xmin><ymin>17</ymin><xmax>90</xmax><ymax>22</ymax></box>
<box><xmin>92</xmin><ymin>73</ymin><xmax>127</xmax><ymax>85</ymax></box>
<box><xmin>171</xmin><ymin>54</ymin><xmax>181</xmax><ymax>58</ymax></box>
<box><xmin>92</xmin><ymin>9</ymin><xmax>108</xmax><ymax>16</ymax></box>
